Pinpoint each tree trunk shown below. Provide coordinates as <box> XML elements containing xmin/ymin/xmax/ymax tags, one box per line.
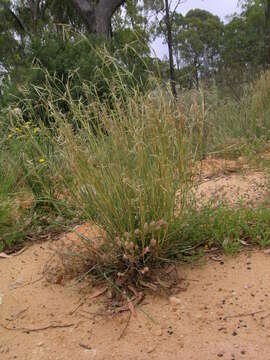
<box><xmin>27</xmin><ymin>0</ymin><xmax>41</xmax><ymax>34</ymax></box>
<box><xmin>203</xmin><ymin>45</ymin><xmax>210</xmax><ymax>80</ymax></box>
<box><xmin>194</xmin><ymin>60</ymin><xmax>199</xmax><ymax>89</ymax></box>
<box><xmin>70</xmin><ymin>0</ymin><xmax>126</xmax><ymax>38</ymax></box>
<box><xmin>164</xmin><ymin>0</ymin><xmax>177</xmax><ymax>99</ymax></box>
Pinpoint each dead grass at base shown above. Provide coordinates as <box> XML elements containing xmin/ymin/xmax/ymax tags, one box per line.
<box><xmin>45</xmin><ymin>222</ymin><xmax>187</xmax><ymax>307</ymax></box>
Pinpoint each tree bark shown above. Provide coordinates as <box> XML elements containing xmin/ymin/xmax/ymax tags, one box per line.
<box><xmin>70</xmin><ymin>0</ymin><xmax>126</xmax><ymax>37</ymax></box>
<box><xmin>164</xmin><ymin>0</ymin><xmax>177</xmax><ymax>99</ymax></box>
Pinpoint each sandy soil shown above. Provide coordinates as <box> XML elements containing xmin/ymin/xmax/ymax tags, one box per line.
<box><xmin>193</xmin><ymin>157</ymin><xmax>268</xmax><ymax>207</ymax></box>
<box><xmin>196</xmin><ymin>172</ymin><xmax>267</xmax><ymax>207</ymax></box>
<box><xmin>1</xmin><ymin>243</ymin><xmax>270</xmax><ymax>360</ymax></box>
<box><xmin>1</xmin><ymin>164</ymin><xmax>270</xmax><ymax>360</ymax></box>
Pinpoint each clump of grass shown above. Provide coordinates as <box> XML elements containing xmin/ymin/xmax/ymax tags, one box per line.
<box><xmin>55</xmin><ymin>85</ymin><xmax>194</xmax><ymax>282</ymax></box>
<box><xmin>9</xmin><ymin>65</ymin><xmax>195</xmax><ymax>284</ymax></box>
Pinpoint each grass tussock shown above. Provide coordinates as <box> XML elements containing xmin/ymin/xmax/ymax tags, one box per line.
<box><xmin>1</xmin><ymin>59</ymin><xmax>270</xmax><ymax>288</ymax></box>
<box><xmin>14</xmin><ymin>73</ymin><xmax>194</xmax><ymax>282</ymax></box>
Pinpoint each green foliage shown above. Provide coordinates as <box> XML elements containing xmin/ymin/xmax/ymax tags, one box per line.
<box><xmin>179</xmin><ymin>206</ymin><xmax>270</xmax><ymax>255</ymax></box>
<box><xmin>217</xmin><ymin>0</ymin><xmax>268</xmax><ymax>93</ymax></box>
<box><xmin>178</xmin><ymin>9</ymin><xmax>224</xmax><ymax>76</ymax></box>
<box><xmin>0</xmin><ymin>149</ymin><xmax>26</xmax><ymax>252</ymax></box>
<box><xmin>1</xmin><ymin>29</ymin><xmax>155</xmax><ymax>124</ymax></box>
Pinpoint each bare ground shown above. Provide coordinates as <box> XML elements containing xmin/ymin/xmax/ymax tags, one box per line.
<box><xmin>1</xmin><ymin>244</ymin><xmax>270</xmax><ymax>360</ymax></box>
<box><xmin>1</xmin><ymin>164</ymin><xmax>270</xmax><ymax>360</ymax></box>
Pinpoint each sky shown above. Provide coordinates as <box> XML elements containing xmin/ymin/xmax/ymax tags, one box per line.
<box><xmin>152</xmin><ymin>0</ymin><xmax>240</xmax><ymax>58</ymax></box>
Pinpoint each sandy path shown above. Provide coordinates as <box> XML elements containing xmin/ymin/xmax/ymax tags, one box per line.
<box><xmin>1</xmin><ymin>242</ymin><xmax>270</xmax><ymax>360</ymax></box>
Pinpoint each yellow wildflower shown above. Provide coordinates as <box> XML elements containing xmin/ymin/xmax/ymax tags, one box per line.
<box><xmin>15</xmin><ymin>127</ymin><xmax>21</xmax><ymax>132</ymax></box>
<box><xmin>8</xmin><ymin>134</ymin><xmax>12</xmax><ymax>139</ymax></box>
<box><xmin>33</xmin><ymin>127</ymin><xmax>39</xmax><ymax>134</ymax></box>
<box><xmin>39</xmin><ymin>158</ymin><xmax>45</xmax><ymax>164</ymax></box>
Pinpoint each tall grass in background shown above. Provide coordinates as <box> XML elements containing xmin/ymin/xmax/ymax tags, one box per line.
<box><xmin>179</xmin><ymin>70</ymin><xmax>270</xmax><ymax>159</ymax></box>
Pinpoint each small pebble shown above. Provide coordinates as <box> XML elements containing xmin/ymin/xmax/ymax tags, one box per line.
<box><xmin>169</xmin><ymin>296</ymin><xmax>181</xmax><ymax>305</ymax></box>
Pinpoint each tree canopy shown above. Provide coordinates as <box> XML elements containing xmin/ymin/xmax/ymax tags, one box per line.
<box><xmin>1</xmin><ymin>0</ymin><xmax>270</xmax><ymax>104</ymax></box>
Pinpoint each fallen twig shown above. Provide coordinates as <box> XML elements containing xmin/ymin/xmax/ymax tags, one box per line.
<box><xmin>223</xmin><ymin>310</ymin><xmax>266</xmax><ymax>320</ymax></box>
<box><xmin>180</xmin><ymin>277</ymin><xmax>199</xmax><ymax>282</ymax></box>
<box><xmin>69</xmin><ymin>287</ymin><xmax>107</xmax><ymax>316</ymax></box>
<box><xmin>1</xmin><ymin>322</ymin><xmax>74</xmax><ymax>333</ymax></box>
<box><xmin>118</xmin><ymin>312</ymin><xmax>131</xmax><ymax>340</ymax></box>
<box><xmin>12</xmin><ymin>247</ymin><xmax>29</xmax><ymax>257</ymax></box>
<box><xmin>114</xmin><ymin>292</ymin><xmax>144</xmax><ymax>314</ymax></box>
<box><xmin>6</xmin><ymin>307</ymin><xmax>29</xmax><ymax>322</ymax></box>
<box><xmin>69</xmin><ymin>299</ymin><xmax>86</xmax><ymax>315</ymax></box>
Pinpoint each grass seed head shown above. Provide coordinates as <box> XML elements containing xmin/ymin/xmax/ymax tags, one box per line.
<box><xmin>144</xmin><ymin>222</ymin><xmax>149</xmax><ymax>233</ymax></box>
<box><xmin>150</xmin><ymin>238</ymin><xmax>157</xmax><ymax>247</ymax></box>
<box><xmin>150</xmin><ymin>221</ymin><xmax>156</xmax><ymax>228</ymax></box>
<box><xmin>134</xmin><ymin>228</ymin><xmax>141</xmax><ymax>237</ymax></box>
